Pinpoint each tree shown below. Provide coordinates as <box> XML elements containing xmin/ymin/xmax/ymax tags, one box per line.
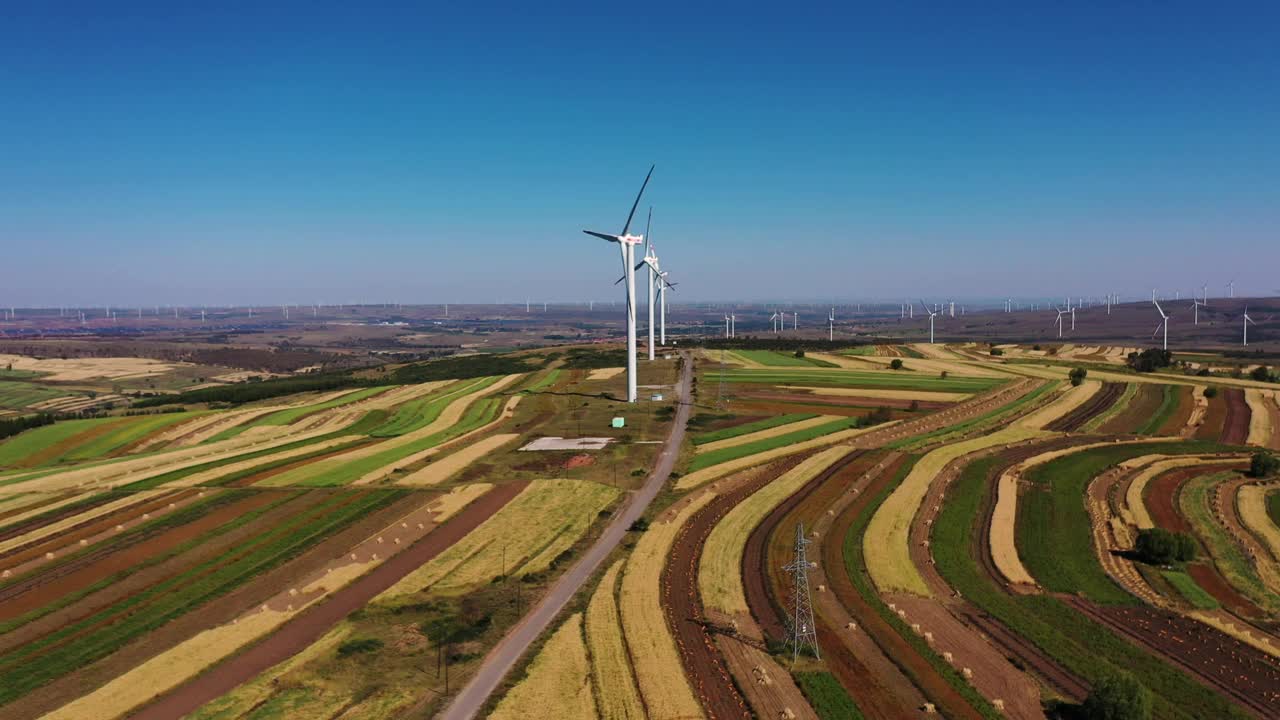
<box><xmin>1250</xmin><ymin>450</ymin><xmax>1279</xmax><ymax>478</ymax></box>
<box><xmin>1083</xmin><ymin>672</ymin><xmax>1152</xmax><ymax>720</ymax></box>
<box><xmin>1203</xmin><ymin>386</ymin><xmax>1218</xmax><ymax>399</ymax></box>
<box><xmin>794</xmin><ymin>349</ymin><xmax>806</xmax><ymax>358</ymax></box>
<box><xmin>889</xmin><ymin>358</ymin><xmax>904</xmax><ymax>370</ymax></box>
<box><xmin>1250</xmin><ymin>365</ymin><xmax>1272</xmax><ymax>382</ymax></box>
<box><xmin>1069</xmin><ymin>367</ymin><xmax>1088</xmax><ymax>386</ymax></box>
<box><xmin>989</xmin><ymin>347</ymin><xmax>1004</xmax><ymax>356</ymax></box>
<box><xmin>1126</xmin><ymin>349</ymin><xmax>1172</xmax><ymax>373</ymax></box>
<box><xmin>939</xmin><ymin>370</ymin><xmax>948</xmax><ymax>379</ymax></box>
<box><xmin>1134</xmin><ymin>527</ymin><xmax>1195</xmax><ymax>564</ymax></box>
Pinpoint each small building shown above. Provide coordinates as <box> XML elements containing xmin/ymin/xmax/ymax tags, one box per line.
<box><xmin>611</xmin><ymin>417</ymin><xmax>625</xmax><ymax>428</ymax></box>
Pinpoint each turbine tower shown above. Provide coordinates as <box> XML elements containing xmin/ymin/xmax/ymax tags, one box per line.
<box><xmin>1243</xmin><ymin>307</ymin><xmax>1256</xmax><ymax>346</ymax></box>
<box><xmin>1053</xmin><ymin>306</ymin><xmax>1068</xmax><ymax>338</ymax></box>
<box><xmin>828</xmin><ymin>307</ymin><xmax>834</xmax><ymax>342</ymax></box>
<box><xmin>919</xmin><ymin>300</ymin><xmax>938</xmax><ymax>344</ymax></box>
<box><xmin>583</xmin><ymin>165</ymin><xmax>653</xmax><ymax>403</ymax></box>
<box><xmin>658</xmin><ymin>271</ymin><xmax>674</xmax><ymax>346</ymax></box>
<box><xmin>1152</xmin><ymin>299</ymin><xmax>1170</xmax><ymax>351</ymax></box>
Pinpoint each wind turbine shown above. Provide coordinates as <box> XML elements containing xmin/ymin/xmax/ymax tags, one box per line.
<box><xmin>770</xmin><ymin>311</ymin><xmax>779</xmax><ymax>333</ymax></box>
<box><xmin>1227</xmin><ymin>279</ymin><xmax>1235</xmax><ymax>299</ymax></box>
<box><xmin>919</xmin><ymin>300</ymin><xmax>938</xmax><ymax>343</ymax></box>
<box><xmin>1190</xmin><ymin>297</ymin><xmax>1205</xmax><ymax>325</ymax></box>
<box><xmin>1053</xmin><ymin>306</ymin><xmax>1068</xmax><ymax>338</ymax></box>
<box><xmin>1152</xmin><ymin>299</ymin><xmax>1169</xmax><ymax>351</ymax></box>
<box><xmin>828</xmin><ymin>307</ymin><xmax>835</xmax><ymax>341</ymax></box>
<box><xmin>583</xmin><ymin>165</ymin><xmax>653</xmax><ymax>403</ymax></box>
<box><xmin>724</xmin><ymin>314</ymin><xmax>731</xmax><ymax>338</ymax></box>
<box><xmin>657</xmin><ymin>271</ymin><xmax>675</xmax><ymax>346</ymax></box>
<box><xmin>1243</xmin><ymin>307</ymin><xmax>1256</xmax><ymax>346</ymax></box>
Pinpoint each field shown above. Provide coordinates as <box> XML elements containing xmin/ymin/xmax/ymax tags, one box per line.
<box><xmin>2</xmin><ymin>336</ymin><xmax>1278</xmax><ymax>720</ymax></box>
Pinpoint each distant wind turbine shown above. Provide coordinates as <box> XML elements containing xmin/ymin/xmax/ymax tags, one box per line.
<box><xmin>919</xmin><ymin>300</ymin><xmax>938</xmax><ymax>344</ymax></box>
<box><xmin>1152</xmin><ymin>299</ymin><xmax>1170</xmax><ymax>351</ymax></box>
<box><xmin>1243</xmin><ymin>306</ymin><xmax>1256</xmax><ymax>346</ymax></box>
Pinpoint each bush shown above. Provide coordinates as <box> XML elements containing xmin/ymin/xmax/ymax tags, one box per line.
<box><xmin>1250</xmin><ymin>450</ymin><xmax>1279</xmax><ymax>478</ymax></box>
<box><xmin>889</xmin><ymin>358</ymin><xmax>904</xmax><ymax>370</ymax></box>
<box><xmin>628</xmin><ymin>518</ymin><xmax>650</xmax><ymax>532</ymax></box>
<box><xmin>1250</xmin><ymin>365</ymin><xmax>1272</xmax><ymax>382</ymax></box>
<box><xmin>1083</xmin><ymin>671</ymin><xmax>1152</xmax><ymax>720</ymax></box>
<box><xmin>794</xmin><ymin>349</ymin><xmax>806</xmax><ymax>358</ymax></box>
<box><xmin>1203</xmin><ymin>386</ymin><xmax>1218</xmax><ymax>399</ymax></box>
<box><xmin>1134</xmin><ymin>528</ymin><xmax>1196</xmax><ymax>564</ymax></box>
<box><xmin>1069</xmin><ymin>367</ymin><xmax>1088</xmax><ymax>386</ymax></box>
<box><xmin>337</xmin><ymin>638</ymin><xmax>384</xmax><ymax>656</ymax></box>
<box><xmin>989</xmin><ymin>347</ymin><xmax>1004</xmax><ymax>356</ymax></box>
<box><xmin>939</xmin><ymin>370</ymin><xmax>949</xmax><ymax>379</ymax></box>
<box><xmin>1126</xmin><ymin>349</ymin><xmax>1173</xmax><ymax>373</ymax></box>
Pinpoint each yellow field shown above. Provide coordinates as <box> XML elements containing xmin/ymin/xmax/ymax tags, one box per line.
<box><xmin>676</xmin><ymin>421</ymin><xmax>894</xmax><ymax>490</ymax></box>
<box><xmin>696</xmin><ymin>415</ymin><xmax>840</xmax><ymax>454</ymax></box>
<box><xmin>866</xmin><ymin>427</ymin><xmax>1044</xmax><ymax>596</ymax></box>
<box><xmin>428</xmin><ymin>483</ymin><xmax>494</xmax><ymax>521</ymax></box>
<box><xmin>779</xmin><ymin>385</ymin><xmax>970</xmax><ymax>402</ymax></box>
<box><xmin>1124</xmin><ymin>456</ymin><xmax>1238</xmax><ymax>529</ymax></box>
<box><xmin>490</xmin><ymin>613</ymin><xmax>596</xmax><ymax>720</ymax></box>
<box><xmin>856</xmin><ymin>355</ymin><xmax>1012</xmax><ymax>378</ymax></box>
<box><xmin>991</xmin><ymin>467</ymin><xmax>1038</xmax><ymax>586</ymax></box>
<box><xmin>1246</xmin><ymin>389</ymin><xmax>1275</xmax><ymax>448</ymax></box>
<box><xmin>378</xmin><ymin>479</ymin><xmax>619</xmax><ymax>598</ymax></box>
<box><xmin>397</xmin><ymin>434</ymin><xmax>520</xmax><ymax>485</ymax></box>
<box><xmin>620</xmin><ymin>493</ymin><xmax>712</xmax><ymax>719</ymax></box>
<box><xmin>0</xmin><ymin>353</ymin><xmax>183</xmax><ymax>382</ymax></box>
<box><xmin>587</xmin><ymin>367</ymin><xmax>626</xmax><ymax>380</ymax></box>
<box><xmin>700</xmin><ymin>446</ymin><xmax>848</xmax><ymax>614</ymax></box>
<box><xmin>586</xmin><ymin>560</ymin><xmax>645</xmax><ymax>720</ymax></box>
<box><xmin>0</xmin><ymin>489</ymin><xmax>171</xmax><ymax>554</ymax></box>
<box><xmin>1014</xmin><ymin>379</ymin><xmax>1101</xmax><ymax>430</ymax></box>
<box><xmin>1239</xmin><ymin>484</ymin><xmax>1280</xmax><ymax>562</ymax></box>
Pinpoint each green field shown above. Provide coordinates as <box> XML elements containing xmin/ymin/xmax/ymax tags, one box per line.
<box><xmin>890</xmin><ymin>380</ymin><xmax>1059</xmax><ymax>451</ymax></box>
<box><xmin>1135</xmin><ymin>384</ymin><xmax>1179</xmax><ymax>435</ymax></box>
<box><xmin>370</xmin><ymin>378</ymin><xmax>496</xmax><ymax>438</ymax></box>
<box><xmin>794</xmin><ymin>672</ymin><xmax>865</xmax><ymax>720</ymax></box>
<box><xmin>0</xmin><ymin>418</ymin><xmax>115</xmax><ymax>468</ymax></box>
<box><xmin>932</xmin><ymin>456</ymin><xmax>1249</xmax><ymax>720</ymax></box>
<box><xmin>522</xmin><ymin>369</ymin><xmax>561</xmax><ymax>393</ymax></box>
<box><xmin>838</xmin><ymin>345</ymin><xmax>876</xmax><ymax>357</ymax></box>
<box><xmin>1180</xmin><ymin>472</ymin><xmax>1279</xmax><ymax>613</ymax></box>
<box><xmin>688</xmin><ymin>417</ymin><xmax>862</xmax><ymax>472</ymax></box>
<box><xmin>710</xmin><ymin>368</ymin><xmax>1002</xmax><ymax>393</ymax></box>
<box><xmin>0</xmin><ymin>380</ymin><xmax>71</xmax><ymax>410</ymax></box>
<box><xmin>1160</xmin><ymin>570</ymin><xmax>1220</xmax><ymax>609</ymax></box>
<box><xmin>691</xmin><ymin>413</ymin><xmax>818</xmax><ymax>445</ymax></box>
<box><xmin>1266</xmin><ymin>490</ymin><xmax>1279</xmax><ymax>528</ymax></box>
<box><xmin>252</xmin><ymin>386</ymin><xmax>393</xmax><ymax>427</ymax></box>
<box><xmin>733</xmin><ymin>350</ymin><xmax>837</xmax><ymax>368</ymax></box>
<box><xmin>1081</xmin><ymin>382</ymin><xmax>1137</xmax><ymax>432</ymax></box>
<box><xmin>1017</xmin><ymin>441</ymin><xmax>1224</xmax><ymax>605</ymax></box>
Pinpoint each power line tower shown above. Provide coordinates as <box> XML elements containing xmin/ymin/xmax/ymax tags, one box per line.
<box><xmin>783</xmin><ymin>522</ymin><xmax>820</xmax><ymax>663</ymax></box>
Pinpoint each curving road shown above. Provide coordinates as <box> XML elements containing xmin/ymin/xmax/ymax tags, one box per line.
<box><xmin>438</xmin><ymin>350</ymin><xmax>695</xmax><ymax>720</ymax></box>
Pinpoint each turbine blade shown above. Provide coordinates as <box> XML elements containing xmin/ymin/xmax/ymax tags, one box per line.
<box><xmin>614</xmin><ymin>274</ymin><xmax>625</xmax><ymax>286</ymax></box>
<box><xmin>645</xmin><ymin>207</ymin><xmax>652</xmax><ymax>252</ymax></box>
<box><xmin>584</xmin><ymin>230</ymin><xmax>620</xmax><ymax>243</ymax></box>
<box><xmin>1152</xmin><ymin>323</ymin><xmax>1162</xmax><ymax>337</ymax></box>
<box><xmin>621</xmin><ymin>165</ymin><xmax>655</xmax><ymax>236</ymax></box>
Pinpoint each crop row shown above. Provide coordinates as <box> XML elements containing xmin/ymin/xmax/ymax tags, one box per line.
<box><xmin>691</xmin><ymin>412</ymin><xmax>817</xmax><ymax>445</ymax></box>
<box><xmin>709</xmin><ymin>368</ymin><xmax>1004</xmax><ymax>393</ymax></box>
<box><xmin>889</xmin><ymin>380</ymin><xmax>1059</xmax><ymax>451</ymax></box>
<box><xmin>689</xmin><ymin>417</ymin><xmax>865</xmax><ymax>472</ymax></box>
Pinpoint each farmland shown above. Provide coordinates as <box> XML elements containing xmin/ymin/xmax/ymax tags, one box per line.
<box><xmin>2</xmin><ymin>337</ymin><xmax>1278</xmax><ymax>720</ymax></box>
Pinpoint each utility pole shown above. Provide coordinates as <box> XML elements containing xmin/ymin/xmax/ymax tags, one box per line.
<box><xmin>784</xmin><ymin>523</ymin><xmax>819</xmax><ymax>664</ymax></box>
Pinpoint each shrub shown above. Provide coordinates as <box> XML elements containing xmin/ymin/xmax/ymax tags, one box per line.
<box><xmin>337</xmin><ymin>638</ymin><xmax>384</xmax><ymax>656</ymax></box>
<box><xmin>1250</xmin><ymin>365</ymin><xmax>1272</xmax><ymax>382</ymax></box>
<box><xmin>628</xmin><ymin>518</ymin><xmax>649</xmax><ymax>532</ymax></box>
<box><xmin>1203</xmin><ymin>386</ymin><xmax>1218</xmax><ymax>398</ymax></box>
<box><xmin>1249</xmin><ymin>450</ymin><xmax>1279</xmax><ymax>478</ymax></box>
<box><xmin>939</xmin><ymin>370</ymin><xmax>948</xmax><ymax>379</ymax></box>
<box><xmin>1083</xmin><ymin>671</ymin><xmax>1152</xmax><ymax>720</ymax></box>
<box><xmin>794</xmin><ymin>349</ymin><xmax>806</xmax><ymax>358</ymax></box>
<box><xmin>1134</xmin><ymin>528</ymin><xmax>1196</xmax><ymax>564</ymax></box>
<box><xmin>1069</xmin><ymin>367</ymin><xmax>1088</xmax><ymax>386</ymax></box>
<box><xmin>989</xmin><ymin>347</ymin><xmax>1004</xmax><ymax>356</ymax></box>
<box><xmin>889</xmin><ymin>358</ymin><xmax>904</xmax><ymax>370</ymax></box>
<box><xmin>1126</xmin><ymin>349</ymin><xmax>1172</xmax><ymax>373</ymax></box>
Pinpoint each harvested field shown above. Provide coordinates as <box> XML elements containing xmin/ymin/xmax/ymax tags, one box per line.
<box><xmin>696</xmin><ymin>415</ymin><xmax>838</xmax><ymax>454</ymax></box>
<box><xmin>619</xmin><ymin>492</ymin><xmax>711</xmax><ymax>720</ymax></box>
<box><xmin>1155</xmin><ymin>385</ymin><xmax>1195</xmax><ymax>436</ymax></box>
<box><xmin>1043</xmin><ymin>381</ymin><xmax>1125</xmax><ymax>432</ymax></box>
<box><xmin>1130</xmin><ymin>457</ymin><xmax>1244</xmax><ymax>530</ymax></box>
<box><xmin>1239</xmin><ymin>484</ymin><xmax>1280</xmax><ymax>562</ymax></box>
<box><xmin>779</xmin><ymin>385</ymin><xmax>969</xmax><ymax>402</ymax></box>
<box><xmin>676</xmin><ymin>421</ymin><xmax>889</xmax><ymax>490</ymax></box>
<box><xmin>490</xmin><ymin>613</ymin><xmax>595</xmax><ymax>720</ymax></box>
<box><xmin>586</xmin><ymin>367</ymin><xmax>625</xmax><ymax>381</ymax></box>
<box><xmin>1179</xmin><ymin>472</ymin><xmax>1277</xmax><ymax>615</ymax></box>
<box><xmin>1014</xmin><ymin>379</ymin><xmax>1100</xmax><ymax>430</ymax></box>
<box><xmin>0</xmin><ymin>354</ymin><xmax>183</xmax><ymax>382</ymax></box>
<box><xmin>585</xmin><ymin>560</ymin><xmax>644</xmax><ymax>720</ymax></box>
<box><xmin>1245</xmin><ymin>389</ymin><xmax>1278</xmax><ymax>448</ymax></box>
<box><xmin>395</xmin><ymin>433</ymin><xmax>519</xmax><ymax>485</ymax></box>
<box><xmin>692</xmin><ymin>413</ymin><xmax>817</xmax><ymax>445</ymax></box>
<box><xmin>1100</xmin><ymin>383</ymin><xmax>1165</xmax><ymax>435</ymax></box>
<box><xmin>1221</xmin><ymin>388</ymin><xmax>1252</xmax><ymax>445</ymax></box>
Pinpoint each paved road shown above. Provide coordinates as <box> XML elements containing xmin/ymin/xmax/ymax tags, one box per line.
<box><xmin>439</xmin><ymin>351</ymin><xmax>695</xmax><ymax>720</ymax></box>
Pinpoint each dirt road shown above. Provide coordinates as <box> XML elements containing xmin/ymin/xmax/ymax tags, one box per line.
<box><xmin>438</xmin><ymin>351</ymin><xmax>695</xmax><ymax>720</ymax></box>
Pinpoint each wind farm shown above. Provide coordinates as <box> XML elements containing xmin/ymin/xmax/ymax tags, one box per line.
<box><xmin>3</xmin><ymin>5</ymin><xmax>1280</xmax><ymax>720</ymax></box>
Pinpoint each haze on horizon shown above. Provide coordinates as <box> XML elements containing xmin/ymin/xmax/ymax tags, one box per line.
<box><xmin>2</xmin><ymin>3</ymin><xmax>1277</xmax><ymax>307</ymax></box>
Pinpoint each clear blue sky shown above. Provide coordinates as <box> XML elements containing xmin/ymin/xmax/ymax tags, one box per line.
<box><xmin>2</xmin><ymin>2</ymin><xmax>1277</xmax><ymax>306</ymax></box>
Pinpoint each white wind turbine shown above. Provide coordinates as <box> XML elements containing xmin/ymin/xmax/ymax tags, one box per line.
<box><xmin>724</xmin><ymin>314</ymin><xmax>731</xmax><ymax>338</ymax></box>
<box><xmin>657</xmin><ymin>271</ymin><xmax>675</xmax><ymax>346</ymax></box>
<box><xmin>1227</xmin><ymin>279</ymin><xmax>1235</xmax><ymax>298</ymax></box>
<box><xmin>1152</xmin><ymin>299</ymin><xmax>1170</xmax><ymax>351</ymax></box>
<box><xmin>828</xmin><ymin>307</ymin><xmax>835</xmax><ymax>341</ymax></box>
<box><xmin>1190</xmin><ymin>297</ymin><xmax>1205</xmax><ymax>325</ymax></box>
<box><xmin>1053</xmin><ymin>306</ymin><xmax>1069</xmax><ymax>338</ymax></box>
<box><xmin>583</xmin><ymin>165</ymin><xmax>653</xmax><ymax>403</ymax></box>
<box><xmin>1243</xmin><ymin>306</ymin><xmax>1256</xmax><ymax>346</ymax></box>
<box><xmin>770</xmin><ymin>311</ymin><xmax>779</xmax><ymax>333</ymax></box>
<box><xmin>919</xmin><ymin>300</ymin><xmax>938</xmax><ymax>343</ymax></box>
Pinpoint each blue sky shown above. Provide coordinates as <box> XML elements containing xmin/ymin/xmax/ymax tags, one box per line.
<box><xmin>1</xmin><ymin>2</ymin><xmax>1277</xmax><ymax>306</ymax></box>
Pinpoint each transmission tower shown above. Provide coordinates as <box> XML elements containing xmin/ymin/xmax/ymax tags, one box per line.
<box><xmin>783</xmin><ymin>522</ymin><xmax>820</xmax><ymax>663</ymax></box>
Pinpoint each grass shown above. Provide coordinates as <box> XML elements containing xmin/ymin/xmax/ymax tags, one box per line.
<box><xmin>1268</xmin><ymin>489</ymin><xmax>1280</xmax><ymax>528</ymax></box>
<box><xmin>794</xmin><ymin>671</ymin><xmax>865</xmax><ymax>720</ymax></box>
<box><xmin>0</xmin><ymin>488</ymin><xmax>406</xmax><ymax>705</ymax></box>
<box><xmin>732</xmin><ymin>350</ymin><xmax>838</xmax><ymax>368</ymax></box>
<box><xmin>867</xmin><ymin>427</ymin><xmax>1044</xmax><ymax>596</ymax></box>
<box><xmin>839</xmin><ymin>346</ymin><xmax>877</xmax><ymax>357</ymax></box>
<box><xmin>889</xmin><ymin>380</ymin><xmax>1059</xmax><ymax>451</ymax></box>
<box><xmin>0</xmin><ymin>380</ymin><xmax>71</xmax><ymax>410</ymax></box>
<box><xmin>1161</xmin><ymin>570</ymin><xmax>1220</xmax><ymax>609</ymax></box>
<box><xmin>699</xmin><ymin>447</ymin><xmax>848</xmax><ymax>614</ymax></box>
<box><xmin>585</xmin><ymin>561</ymin><xmax>644</xmax><ymax>720</ymax></box>
<box><xmin>252</xmin><ymin>386</ymin><xmax>393</xmax><ymax>427</ymax></box>
<box><xmin>932</xmin><ymin>456</ymin><xmax>1249</xmax><ymax>720</ymax></box>
<box><xmin>490</xmin><ymin>613</ymin><xmax>595</xmax><ymax>720</ymax></box>
<box><xmin>689</xmin><ymin>417</ymin><xmax>867</xmax><ymax>472</ymax></box>
<box><xmin>691</xmin><ymin>412</ymin><xmax>818</xmax><ymax>445</ymax></box>
<box><xmin>1135</xmin><ymin>383</ymin><xmax>1180</xmax><ymax>435</ymax></box>
<box><xmin>380</xmin><ymin>480</ymin><xmax>618</xmax><ymax>597</ymax></box>
<box><xmin>710</xmin><ymin>368</ymin><xmax>1003</xmax><ymax>393</ymax></box>
<box><xmin>1016</xmin><ymin>442</ymin><xmax>1224</xmax><ymax>605</ymax></box>
<box><xmin>0</xmin><ymin>417</ymin><xmax>114</xmax><ymax>467</ymax></box>
<box><xmin>369</xmin><ymin>379</ymin><xmax>490</xmax><ymax>437</ymax></box>
<box><xmin>1180</xmin><ymin>471</ymin><xmax>1280</xmax><ymax>613</ymax></box>
<box><xmin>58</xmin><ymin>412</ymin><xmax>208</xmax><ymax>463</ymax></box>
<box><xmin>619</xmin><ymin>493</ymin><xmax>712</xmax><ymax>719</ymax></box>
<box><xmin>842</xmin><ymin>456</ymin><xmax>1003</xmax><ymax>719</ymax></box>
<box><xmin>522</xmin><ymin>368</ymin><xmax>561</xmax><ymax>394</ymax></box>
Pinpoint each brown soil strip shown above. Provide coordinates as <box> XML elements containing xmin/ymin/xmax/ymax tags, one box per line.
<box><xmin>0</xmin><ymin>489</ymin><xmax>196</xmax><ymax>569</ymax></box>
<box><xmin>1144</xmin><ymin>467</ymin><xmax>1199</xmax><ymax>534</ymax></box>
<box><xmin>1045</xmin><ymin>382</ymin><xmax>1125</xmax><ymax>432</ymax></box>
<box><xmin>1187</xmin><ymin>563</ymin><xmax>1265</xmax><ymax>618</ymax></box>
<box><xmin>728</xmin><ymin>397</ymin><xmax>893</xmax><ymax>419</ymax></box>
<box><xmin>224</xmin><ymin>438</ymin><xmax>378</xmax><ymax>487</ymax></box>
<box><xmin>1156</xmin><ymin>386</ymin><xmax>1195</xmax><ymax>436</ymax></box>
<box><xmin>1100</xmin><ymin>383</ymin><xmax>1163</xmax><ymax>435</ymax></box>
<box><xmin>2</xmin><ymin>489</ymin><xmax>430</xmax><ymax>720</ymax></box>
<box><xmin>0</xmin><ymin>491</ymin><xmax>284</xmax><ymax>622</ymax></box>
<box><xmin>663</xmin><ymin>456</ymin><xmax>806</xmax><ymax>720</ymax></box>
<box><xmin>1063</xmin><ymin>598</ymin><xmax>1280</xmax><ymax>718</ymax></box>
<box><xmin>126</xmin><ymin>483</ymin><xmax>526</xmax><ymax>720</ymax></box>
<box><xmin>0</xmin><ymin>493</ymin><xmax>123</xmax><ymax>544</ymax></box>
<box><xmin>822</xmin><ymin>454</ymin><xmax>985</xmax><ymax>720</ymax></box>
<box><xmin>1196</xmin><ymin>391</ymin><xmax>1228</xmax><ymax>441</ymax></box>
<box><xmin>1222</xmin><ymin>388</ymin><xmax>1251</xmax><ymax>445</ymax></box>
<box><xmin>0</xmin><ymin>493</ymin><xmax>70</xmax><ymax>525</ymax></box>
<box><xmin>737</xmin><ymin>390</ymin><xmax>951</xmax><ymax>412</ymax></box>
